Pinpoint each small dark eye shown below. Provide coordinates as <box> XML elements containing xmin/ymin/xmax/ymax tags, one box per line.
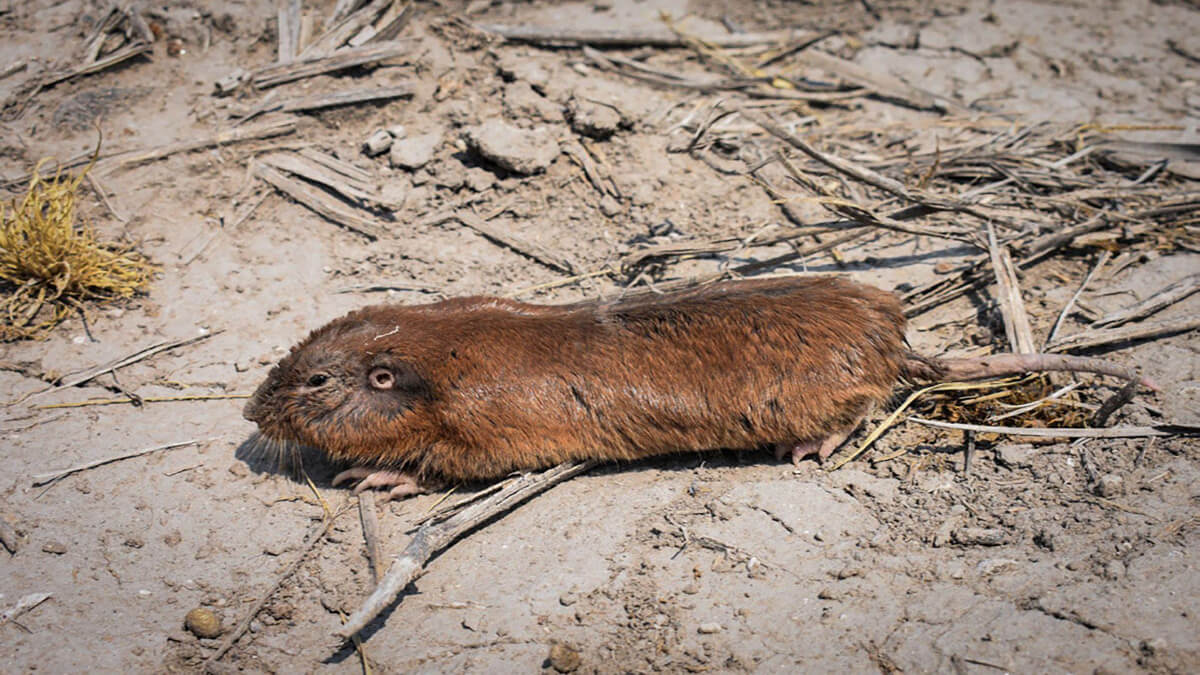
<box><xmin>306</xmin><ymin>373</ymin><xmax>329</xmax><ymax>387</ymax></box>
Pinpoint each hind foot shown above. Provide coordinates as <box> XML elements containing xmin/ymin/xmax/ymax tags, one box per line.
<box><xmin>774</xmin><ymin>427</ymin><xmax>856</xmax><ymax>466</ymax></box>
<box><xmin>332</xmin><ymin>467</ymin><xmax>425</xmax><ymax>501</ymax></box>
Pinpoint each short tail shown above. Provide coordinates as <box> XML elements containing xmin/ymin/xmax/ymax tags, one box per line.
<box><xmin>900</xmin><ymin>351</ymin><xmax>948</xmax><ymax>382</ymax></box>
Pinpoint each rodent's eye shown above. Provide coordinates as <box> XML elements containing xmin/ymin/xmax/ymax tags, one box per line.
<box><xmin>306</xmin><ymin>373</ymin><xmax>330</xmax><ymax>387</ymax></box>
<box><xmin>368</xmin><ymin>367</ymin><xmax>395</xmax><ymax>390</ymax></box>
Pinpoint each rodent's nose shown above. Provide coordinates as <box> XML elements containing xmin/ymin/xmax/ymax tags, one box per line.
<box><xmin>242</xmin><ymin>399</ymin><xmax>260</xmax><ymax>423</ymax></box>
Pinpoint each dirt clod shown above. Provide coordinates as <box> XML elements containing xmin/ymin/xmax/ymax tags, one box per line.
<box><xmin>465</xmin><ymin>120</ymin><xmax>559</xmax><ymax>175</ymax></box>
<box><xmin>547</xmin><ymin>643</ymin><xmax>581</xmax><ymax>673</ymax></box>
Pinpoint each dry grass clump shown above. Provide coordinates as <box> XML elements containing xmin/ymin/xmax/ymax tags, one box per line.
<box><xmin>0</xmin><ymin>159</ymin><xmax>154</xmax><ymax>340</ymax></box>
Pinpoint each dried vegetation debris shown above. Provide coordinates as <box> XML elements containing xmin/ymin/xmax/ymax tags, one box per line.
<box><xmin>0</xmin><ymin>158</ymin><xmax>153</xmax><ymax>340</ymax></box>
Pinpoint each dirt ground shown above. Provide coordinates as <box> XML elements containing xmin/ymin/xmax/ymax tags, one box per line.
<box><xmin>2</xmin><ymin>0</ymin><xmax>1198</xmax><ymax>672</ymax></box>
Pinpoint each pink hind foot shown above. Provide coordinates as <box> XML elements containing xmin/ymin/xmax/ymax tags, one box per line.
<box><xmin>775</xmin><ymin>427</ymin><xmax>856</xmax><ymax>466</ymax></box>
<box><xmin>332</xmin><ymin>467</ymin><xmax>425</xmax><ymax>501</ymax></box>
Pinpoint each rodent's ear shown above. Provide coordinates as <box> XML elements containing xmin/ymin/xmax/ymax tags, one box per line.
<box><xmin>367</xmin><ymin>355</ymin><xmax>426</xmax><ymax>395</ymax></box>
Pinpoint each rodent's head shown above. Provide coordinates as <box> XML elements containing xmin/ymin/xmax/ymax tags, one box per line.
<box><xmin>243</xmin><ymin>315</ymin><xmax>431</xmax><ymax>465</ymax></box>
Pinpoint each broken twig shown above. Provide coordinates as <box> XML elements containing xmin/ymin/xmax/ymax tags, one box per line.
<box><xmin>358</xmin><ymin>492</ymin><xmax>382</xmax><ymax>586</ymax></box>
<box><xmin>32</xmin><ymin>437</ymin><xmax>218</xmax><ymax>487</ymax></box>
<box><xmin>908</xmin><ymin>417</ymin><xmax>1184</xmax><ymax>439</ymax></box>
<box><xmin>19</xmin><ymin>332</ymin><xmax>220</xmax><ymax>403</ymax></box>
<box><xmin>1046</xmin><ymin>316</ymin><xmax>1200</xmax><ymax>353</ymax></box>
<box><xmin>1091</xmin><ymin>273</ymin><xmax>1200</xmax><ymax>329</ymax></box>
<box><xmin>336</xmin><ymin>460</ymin><xmax>597</xmax><ymax>639</ymax></box>
<box><xmin>0</xmin><ymin>593</ymin><xmax>52</xmax><ymax>626</ymax></box>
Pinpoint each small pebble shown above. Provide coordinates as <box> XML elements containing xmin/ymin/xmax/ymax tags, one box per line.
<box><xmin>185</xmin><ymin>608</ymin><xmax>223</xmax><ymax>639</ymax></box>
<box><xmin>558</xmin><ymin>591</ymin><xmax>578</xmax><ymax>606</ymax></box>
<box><xmin>1094</xmin><ymin>474</ymin><xmax>1124</xmax><ymax>498</ymax></box>
<box><xmin>465</xmin><ymin>120</ymin><xmax>559</xmax><ymax>175</ymax></box>
<box><xmin>363</xmin><ymin>129</ymin><xmax>393</xmax><ymax>157</ymax></box>
<box><xmin>389</xmin><ymin>130</ymin><xmax>443</xmax><ymax>170</ymax></box>
<box><xmin>976</xmin><ymin>558</ymin><xmax>1019</xmax><ymax>575</ymax></box>
<box><xmin>697</xmin><ymin>622</ymin><xmax>722</xmax><ymax>634</ymax></box>
<box><xmin>42</xmin><ymin>541</ymin><xmax>67</xmax><ymax>555</ymax></box>
<box><xmin>953</xmin><ymin>527</ymin><xmax>1006</xmax><ymax>546</ymax></box>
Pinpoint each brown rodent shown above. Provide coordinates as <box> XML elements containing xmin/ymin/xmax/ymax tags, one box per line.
<box><xmin>243</xmin><ymin>276</ymin><xmax>1154</xmax><ymax>499</ymax></box>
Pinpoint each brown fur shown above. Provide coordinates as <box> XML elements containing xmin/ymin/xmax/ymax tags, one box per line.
<box><xmin>243</xmin><ymin>277</ymin><xmax>909</xmax><ymax>482</ymax></box>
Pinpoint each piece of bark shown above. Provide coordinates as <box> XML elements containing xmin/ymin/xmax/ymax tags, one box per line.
<box><xmin>254</xmin><ymin>163</ymin><xmax>388</xmax><ymax>239</ymax></box>
<box><xmin>278</xmin><ymin>83</ymin><xmax>414</xmax><ymax>113</ymax></box>
<box><xmin>249</xmin><ymin>41</ymin><xmax>408</xmax><ymax>89</ymax></box>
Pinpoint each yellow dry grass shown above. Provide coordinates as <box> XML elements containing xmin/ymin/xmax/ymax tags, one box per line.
<box><xmin>0</xmin><ymin>157</ymin><xmax>154</xmax><ymax>340</ymax></box>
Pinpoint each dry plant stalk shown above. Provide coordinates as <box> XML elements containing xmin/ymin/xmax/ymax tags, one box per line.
<box><xmin>0</xmin><ymin>158</ymin><xmax>154</xmax><ymax>340</ymax></box>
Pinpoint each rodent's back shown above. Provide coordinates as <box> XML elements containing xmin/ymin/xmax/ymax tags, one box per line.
<box><xmin>248</xmin><ymin>277</ymin><xmax>908</xmax><ymax>481</ymax></box>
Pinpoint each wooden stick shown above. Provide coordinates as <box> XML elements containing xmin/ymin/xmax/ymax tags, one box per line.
<box><xmin>0</xmin><ymin>593</ymin><xmax>51</xmax><ymax>626</ymax></box>
<box><xmin>31</xmin><ymin>437</ymin><xmax>218</xmax><ymax>487</ymax></box>
<box><xmin>357</xmin><ymin>492</ymin><xmax>382</xmax><ymax>586</ymax></box>
<box><xmin>1091</xmin><ymin>273</ymin><xmax>1200</xmax><ymax>329</ymax></box>
<box><xmin>363</xmin><ymin>0</ymin><xmax>414</xmax><ymax>45</ymax></box>
<box><xmin>277</xmin><ymin>0</ymin><xmax>301</xmax><ymax>63</ymax></box>
<box><xmin>258</xmin><ymin>151</ymin><xmax>382</xmax><ymax>206</ymax></box>
<box><xmin>478</xmin><ymin>24</ymin><xmax>817</xmax><ymax>48</ymax></box>
<box><xmin>986</xmin><ymin>222</ymin><xmax>1036</xmax><ymax>353</ymax></box>
<box><xmin>736</xmin><ymin>106</ymin><xmax>967</xmax><ymax>212</ymax></box>
<box><xmin>1045</xmin><ymin>251</ymin><xmax>1109</xmax><ymax>348</ymax></box>
<box><xmin>252</xmin><ymin>41</ymin><xmax>408</xmax><ymax>89</ymax></box>
<box><xmin>3</xmin><ymin>119</ymin><xmax>296</xmax><ymax>189</ymax></box>
<box><xmin>420</xmin><ymin>210</ymin><xmax>577</xmax><ymax>274</ymax></box>
<box><xmin>1046</xmin><ymin>316</ymin><xmax>1200</xmax><ymax>353</ymax></box>
<box><xmin>297</xmin><ymin>147</ymin><xmax>375</xmax><ymax>184</ymax></box>
<box><xmin>583</xmin><ymin>47</ymin><xmax>866</xmax><ymax>103</ymax></box>
<box><xmin>325</xmin><ymin>0</ymin><xmax>365</xmax><ymax>29</ymax></box>
<box><xmin>253</xmin><ymin>163</ymin><xmax>387</xmax><ymax>240</ymax></box>
<box><xmin>301</xmin><ymin>0</ymin><xmax>392</xmax><ymax>59</ymax></box>
<box><xmin>18</xmin><ymin>332</ymin><xmax>220</xmax><ymax>403</ymax></box>
<box><xmin>794</xmin><ymin>48</ymin><xmax>954</xmax><ymax>112</ymax></box>
<box><xmin>96</xmin><ymin>118</ymin><xmax>299</xmax><ymax>174</ymax></box>
<box><xmin>899</xmin><ymin>193</ymin><xmax>1190</xmax><ymax>320</ymax></box>
<box><xmin>42</xmin><ymin>42</ymin><xmax>151</xmax><ymax>87</ymax></box>
<box><xmin>908</xmin><ymin>417</ymin><xmax>1182</xmax><ymax>439</ymax></box>
<box><xmin>35</xmin><ymin>393</ymin><xmax>249</xmax><ymax>410</ymax></box>
<box><xmin>336</xmin><ymin>460</ymin><xmax>598</xmax><ymax>639</ymax></box>
<box><xmin>278</xmin><ymin>84</ymin><xmax>414</xmax><ymax>113</ymax></box>
<box><xmin>206</xmin><ymin>511</ymin><xmax>342</xmax><ymax>664</ymax></box>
